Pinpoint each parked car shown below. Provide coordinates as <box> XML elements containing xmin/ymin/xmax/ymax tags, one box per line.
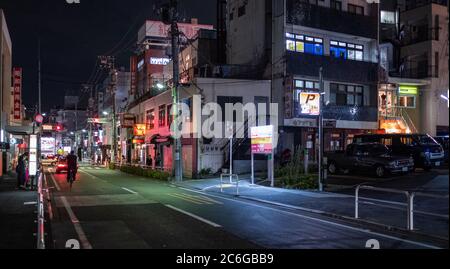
<box><xmin>434</xmin><ymin>136</ymin><xmax>449</xmax><ymax>163</ymax></box>
<box><xmin>326</xmin><ymin>143</ymin><xmax>414</xmax><ymax>178</ymax></box>
<box><xmin>354</xmin><ymin>134</ymin><xmax>445</xmax><ymax>171</ymax></box>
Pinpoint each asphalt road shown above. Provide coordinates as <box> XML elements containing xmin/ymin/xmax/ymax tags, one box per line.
<box><xmin>44</xmin><ymin>165</ymin><xmax>444</xmax><ymax>249</ymax></box>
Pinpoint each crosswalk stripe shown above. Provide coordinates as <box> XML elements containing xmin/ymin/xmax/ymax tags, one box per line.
<box><xmin>174</xmin><ymin>193</ymin><xmax>213</xmax><ymax>204</ymax></box>
<box><xmin>168</xmin><ymin>193</ymin><xmax>203</xmax><ymax>204</ymax></box>
<box><xmin>179</xmin><ymin>193</ymin><xmax>222</xmax><ymax>205</ymax></box>
<box><xmin>167</xmin><ymin>193</ymin><xmax>222</xmax><ymax>205</ymax></box>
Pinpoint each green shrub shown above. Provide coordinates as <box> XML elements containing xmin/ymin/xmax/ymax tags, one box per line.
<box><xmin>119</xmin><ymin>165</ymin><xmax>170</xmax><ymax>181</ymax></box>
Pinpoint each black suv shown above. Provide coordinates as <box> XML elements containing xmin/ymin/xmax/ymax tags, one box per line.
<box><xmin>354</xmin><ymin>134</ymin><xmax>445</xmax><ymax>171</ymax></box>
<box><xmin>326</xmin><ymin>143</ymin><xmax>414</xmax><ymax>178</ymax></box>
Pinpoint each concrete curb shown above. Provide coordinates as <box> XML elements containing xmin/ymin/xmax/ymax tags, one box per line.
<box><xmin>174</xmin><ymin>182</ymin><xmax>449</xmax><ymax>247</ymax></box>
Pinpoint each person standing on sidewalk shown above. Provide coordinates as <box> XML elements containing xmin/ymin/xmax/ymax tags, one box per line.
<box><xmin>15</xmin><ymin>155</ymin><xmax>24</xmax><ymax>189</ymax></box>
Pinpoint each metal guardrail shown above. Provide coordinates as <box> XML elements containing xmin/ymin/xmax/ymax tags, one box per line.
<box><xmin>410</xmin><ymin>192</ymin><xmax>450</xmax><ymax>231</ymax></box>
<box><xmin>36</xmin><ymin>169</ymin><xmax>45</xmax><ymax>249</ymax></box>
<box><xmin>355</xmin><ymin>185</ymin><xmax>449</xmax><ymax>231</ymax></box>
<box><xmin>220</xmin><ymin>174</ymin><xmax>240</xmax><ymax>195</ymax></box>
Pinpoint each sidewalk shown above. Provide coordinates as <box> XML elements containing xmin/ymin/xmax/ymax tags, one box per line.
<box><xmin>0</xmin><ymin>173</ymin><xmax>37</xmax><ymax>249</ymax></box>
<box><xmin>176</xmin><ymin>177</ymin><xmax>449</xmax><ymax>240</ymax></box>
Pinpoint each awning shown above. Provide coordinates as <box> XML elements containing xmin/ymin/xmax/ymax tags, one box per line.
<box><xmin>147</xmin><ymin>134</ymin><xmax>173</xmax><ymax>145</ymax></box>
<box><xmin>5</xmin><ymin>125</ymin><xmax>38</xmax><ymax>136</ymax></box>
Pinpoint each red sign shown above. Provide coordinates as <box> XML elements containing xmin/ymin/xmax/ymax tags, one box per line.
<box><xmin>12</xmin><ymin>68</ymin><xmax>22</xmax><ymax>120</ymax></box>
<box><xmin>35</xmin><ymin>114</ymin><xmax>44</xmax><ymax>123</ymax></box>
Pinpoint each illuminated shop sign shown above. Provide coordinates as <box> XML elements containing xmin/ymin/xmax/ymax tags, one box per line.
<box><xmin>399</xmin><ymin>86</ymin><xmax>418</xmax><ymax>95</ymax></box>
<box><xmin>299</xmin><ymin>92</ymin><xmax>321</xmax><ymax>116</ymax></box>
<box><xmin>150</xmin><ymin>57</ymin><xmax>170</xmax><ymax>65</ymax></box>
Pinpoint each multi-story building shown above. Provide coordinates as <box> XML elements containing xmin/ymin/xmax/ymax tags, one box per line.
<box><xmin>227</xmin><ymin>0</ymin><xmax>380</xmax><ymax>157</ymax></box>
<box><xmin>129</xmin><ymin>19</ymin><xmax>214</xmax><ymax>105</ymax></box>
<box><xmin>379</xmin><ymin>0</ymin><xmax>449</xmax><ymax>136</ymax></box>
<box><xmin>125</xmin><ymin>27</ymin><xmax>272</xmax><ymax>177</ymax></box>
<box><xmin>0</xmin><ymin>10</ymin><xmax>13</xmax><ymax>177</ymax></box>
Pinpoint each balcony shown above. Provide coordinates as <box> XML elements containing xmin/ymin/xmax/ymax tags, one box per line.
<box><xmin>404</xmin><ymin>0</ymin><xmax>448</xmax><ymax>11</ymax></box>
<box><xmin>286</xmin><ymin>51</ymin><xmax>379</xmax><ymax>84</ymax></box>
<box><xmin>286</xmin><ymin>0</ymin><xmax>378</xmax><ymax>39</ymax></box>
<box><xmin>401</xmin><ymin>26</ymin><xmax>440</xmax><ymax>46</ymax></box>
<box><xmin>389</xmin><ymin>65</ymin><xmax>438</xmax><ymax>79</ymax></box>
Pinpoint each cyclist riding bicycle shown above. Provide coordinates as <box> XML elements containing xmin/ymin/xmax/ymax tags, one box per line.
<box><xmin>67</xmin><ymin>151</ymin><xmax>78</xmax><ymax>183</ymax></box>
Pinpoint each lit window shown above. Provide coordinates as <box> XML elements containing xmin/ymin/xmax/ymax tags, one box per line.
<box><xmin>296</xmin><ymin>41</ymin><xmax>305</xmax><ymax>52</ymax></box>
<box><xmin>287</xmin><ymin>40</ymin><xmax>295</xmax><ymax>51</ymax></box>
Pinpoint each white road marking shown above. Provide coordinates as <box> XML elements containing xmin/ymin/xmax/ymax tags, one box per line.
<box><xmin>176</xmin><ymin>187</ymin><xmax>440</xmax><ymax>249</ymax></box>
<box><xmin>48</xmin><ymin>169</ymin><xmax>61</xmax><ymax>191</ymax></box>
<box><xmin>24</xmin><ymin>201</ymin><xmax>37</xmax><ymax>206</ymax></box>
<box><xmin>165</xmin><ymin>204</ymin><xmax>222</xmax><ymax>228</ymax></box>
<box><xmin>60</xmin><ymin>196</ymin><xmax>93</xmax><ymax>249</ymax></box>
<box><xmin>121</xmin><ymin>187</ymin><xmax>138</xmax><ymax>195</ymax></box>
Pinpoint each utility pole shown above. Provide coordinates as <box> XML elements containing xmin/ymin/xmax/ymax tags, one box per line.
<box><xmin>38</xmin><ymin>38</ymin><xmax>42</xmax><ymax>115</ymax></box>
<box><xmin>99</xmin><ymin>56</ymin><xmax>118</xmax><ymax>165</ymax></box>
<box><xmin>318</xmin><ymin>67</ymin><xmax>324</xmax><ymax>192</ymax></box>
<box><xmin>163</xmin><ymin>0</ymin><xmax>183</xmax><ymax>181</ymax></box>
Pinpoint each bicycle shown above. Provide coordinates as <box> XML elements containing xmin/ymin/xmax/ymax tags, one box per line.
<box><xmin>67</xmin><ymin>169</ymin><xmax>77</xmax><ymax>191</ymax></box>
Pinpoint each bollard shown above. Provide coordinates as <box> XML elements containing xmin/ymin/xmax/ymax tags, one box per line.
<box><xmin>304</xmin><ymin>149</ymin><xmax>309</xmax><ymax>175</ymax></box>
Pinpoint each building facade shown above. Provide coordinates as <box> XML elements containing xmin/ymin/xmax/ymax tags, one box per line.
<box><xmin>379</xmin><ymin>0</ymin><xmax>449</xmax><ymax>136</ymax></box>
<box><xmin>227</xmin><ymin>0</ymin><xmax>380</xmax><ymax>158</ymax></box>
<box><xmin>0</xmin><ymin>10</ymin><xmax>13</xmax><ymax>177</ymax></box>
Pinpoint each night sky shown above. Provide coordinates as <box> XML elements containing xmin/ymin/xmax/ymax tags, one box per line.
<box><xmin>0</xmin><ymin>0</ymin><xmax>216</xmax><ymax>113</ymax></box>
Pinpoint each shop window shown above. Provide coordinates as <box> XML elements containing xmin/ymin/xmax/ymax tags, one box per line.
<box><xmin>399</xmin><ymin>96</ymin><xmax>416</xmax><ymax>108</ymax></box>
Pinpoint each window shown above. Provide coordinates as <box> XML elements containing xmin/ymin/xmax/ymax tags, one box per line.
<box><xmin>293</xmin><ymin>79</ymin><xmax>320</xmax><ymax>117</ymax></box>
<box><xmin>238</xmin><ymin>5</ymin><xmax>246</xmax><ymax>17</ymax></box>
<box><xmin>399</xmin><ymin>96</ymin><xmax>416</xmax><ymax>108</ymax></box>
<box><xmin>330</xmin><ymin>83</ymin><xmax>364</xmax><ymax>106</ymax></box>
<box><xmin>330</xmin><ymin>40</ymin><xmax>364</xmax><ymax>61</ymax></box>
<box><xmin>146</xmin><ymin>109</ymin><xmax>155</xmax><ymax>130</ymax></box>
<box><xmin>158</xmin><ymin>105</ymin><xmax>166</xmax><ymax>127</ymax></box>
<box><xmin>229</xmin><ymin>12</ymin><xmax>234</xmax><ymax>21</ymax></box>
<box><xmin>348</xmin><ymin>4</ymin><xmax>364</xmax><ymax>15</ymax></box>
<box><xmin>331</xmin><ymin>0</ymin><xmax>342</xmax><ymax>11</ymax></box>
<box><xmin>286</xmin><ymin>33</ymin><xmax>323</xmax><ymax>55</ymax></box>
<box><xmin>167</xmin><ymin>105</ymin><xmax>173</xmax><ymax>127</ymax></box>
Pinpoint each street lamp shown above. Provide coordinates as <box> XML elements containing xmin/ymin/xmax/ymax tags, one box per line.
<box><xmin>156</xmin><ymin>83</ymin><xmax>165</xmax><ymax>90</ymax></box>
<box><xmin>103</xmin><ymin>111</ymin><xmax>109</xmax><ymax>116</ymax></box>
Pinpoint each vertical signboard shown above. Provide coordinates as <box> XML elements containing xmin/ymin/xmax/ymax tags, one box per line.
<box><xmin>251</xmin><ymin>125</ymin><xmax>274</xmax><ymax>154</ymax></box>
<box><xmin>284</xmin><ymin>76</ymin><xmax>293</xmax><ymax>119</ymax></box>
<box><xmin>12</xmin><ymin>68</ymin><xmax>22</xmax><ymax>120</ymax></box>
<box><xmin>130</xmin><ymin>56</ymin><xmax>137</xmax><ymax>96</ymax></box>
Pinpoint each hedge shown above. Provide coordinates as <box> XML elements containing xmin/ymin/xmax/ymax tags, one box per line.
<box><xmin>117</xmin><ymin>165</ymin><xmax>171</xmax><ymax>181</ymax></box>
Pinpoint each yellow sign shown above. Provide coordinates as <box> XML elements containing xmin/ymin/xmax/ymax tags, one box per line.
<box><xmin>134</xmin><ymin>124</ymin><xmax>146</xmax><ymax>136</ymax></box>
<box><xmin>299</xmin><ymin>92</ymin><xmax>320</xmax><ymax>116</ymax></box>
<box><xmin>399</xmin><ymin>86</ymin><xmax>418</xmax><ymax>95</ymax></box>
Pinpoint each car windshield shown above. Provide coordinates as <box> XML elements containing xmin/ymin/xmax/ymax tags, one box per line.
<box><xmin>368</xmin><ymin>145</ymin><xmax>389</xmax><ymax>156</ymax></box>
<box><xmin>416</xmin><ymin>135</ymin><xmax>438</xmax><ymax>145</ymax></box>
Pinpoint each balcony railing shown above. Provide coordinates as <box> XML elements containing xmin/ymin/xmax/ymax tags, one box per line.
<box><xmin>286</xmin><ymin>51</ymin><xmax>379</xmax><ymax>84</ymax></box>
<box><xmin>404</xmin><ymin>0</ymin><xmax>448</xmax><ymax>11</ymax></box>
<box><xmin>401</xmin><ymin>27</ymin><xmax>440</xmax><ymax>46</ymax></box>
<box><xmin>390</xmin><ymin>65</ymin><xmax>438</xmax><ymax>79</ymax></box>
<box><xmin>286</xmin><ymin>0</ymin><xmax>378</xmax><ymax>39</ymax></box>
